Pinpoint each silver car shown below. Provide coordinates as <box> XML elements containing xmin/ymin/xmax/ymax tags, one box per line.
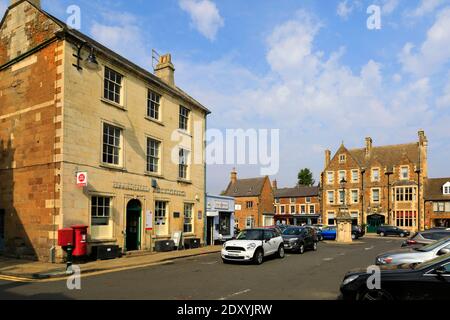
<box><xmin>376</xmin><ymin>237</ymin><xmax>450</xmax><ymax>265</ymax></box>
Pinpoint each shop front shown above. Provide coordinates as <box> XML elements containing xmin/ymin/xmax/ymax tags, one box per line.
<box><xmin>274</xmin><ymin>214</ymin><xmax>320</xmax><ymax>226</ymax></box>
<box><xmin>206</xmin><ymin>195</ymin><xmax>235</xmax><ymax>245</ymax></box>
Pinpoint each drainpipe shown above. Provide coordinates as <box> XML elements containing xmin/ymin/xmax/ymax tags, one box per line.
<box><xmin>203</xmin><ymin>115</ymin><xmax>208</xmax><ymax>246</ymax></box>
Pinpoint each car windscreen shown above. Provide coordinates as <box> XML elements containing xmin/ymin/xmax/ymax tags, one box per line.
<box><xmin>415</xmin><ymin>237</ymin><xmax>450</xmax><ymax>252</ymax></box>
<box><xmin>282</xmin><ymin>228</ymin><xmax>302</xmax><ymax>236</ymax></box>
<box><xmin>237</xmin><ymin>230</ymin><xmax>263</xmax><ymax>240</ymax></box>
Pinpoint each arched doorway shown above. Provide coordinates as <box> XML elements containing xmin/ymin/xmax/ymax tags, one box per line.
<box><xmin>367</xmin><ymin>214</ymin><xmax>385</xmax><ymax>233</ymax></box>
<box><xmin>126</xmin><ymin>199</ymin><xmax>142</xmax><ymax>251</ymax></box>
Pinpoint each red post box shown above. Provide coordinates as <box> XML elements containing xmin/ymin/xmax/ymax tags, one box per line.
<box><xmin>58</xmin><ymin>228</ymin><xmax>74</xmax><ymax>247</ymax></box>
<box><xmin>72</xmin><ymin>225</ymin><xmax>89</xmax><ymax>257</ymax></box>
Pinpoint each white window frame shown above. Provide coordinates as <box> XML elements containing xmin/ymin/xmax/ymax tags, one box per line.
<box><xmin>351</xmin><ymin>169</ymin><xmax>359</xmax><ymax>183</ymax></box>
<box><xmin>351</xmin><ymin>189</ymin><xmax>359</xmax><ymax>204</ymax></box>
<box><xmin>300</xmin><ymin>205</ymin><xmax>306</xmax><ymax>214</ymax></box>
<box><xmin>338</xmin><ymin>170</ymin><xmax>346</xmax><ymax>183</ymax></box>
<box><xmin>155</xmin><ymin>201</ymin><xmax>169</xmax><ymax>236</ymax></box>
<box><xmin>146</xmin><ymin>137</ymin><xmax>161</xmax><ymax>175</ymax></box>
<box><xmin>372</xmin><ymin>188</ymin><xmax>381</xmax><ymax>203</ymax></box>
<box><xmin>183</xmin><ymin>203</ymin><xmax>194</xmax><ymax>234</ymax></box>
<box><xmin>103</xmin><ymin>66</ymin><xmax>125</xmax><ymax>107</ymax></box>
<box><xmin>339</xmin><ymin>154</ymin><xmax>346</xmax><ymax>163</ymax></box>
<box><xmin>400</xmin><ymin>166</ymin><xmax>409</xmax><ymax>180</ymax></box>
<box><xmin>327</xmin><ymin>191</ymin><xmax>335</xmax><ymax>204</ymax></box>
<box><xmin>102</xmin><ymin>122</ymin><xmax>123</xmax><ymax>167</ymax></box>
<box><xmin>327</xmin><ymin>171</ymin><xmax>334</xmax><ymax>185</ymax></box>
<box><xmin>309</xmin><ymin>205</ymin><xmax>315</xmax><ymax>214</ymax></box>
<box><xmin>371</xmin><ymin>168</ymin><xmax>380</xmax><ymax>182</ymax></box>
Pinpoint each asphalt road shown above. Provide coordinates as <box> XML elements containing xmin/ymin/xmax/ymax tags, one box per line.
<box><xmin>0</xmin><ymin>237</ymin><xmax>403</xmax><ymax>300</ymax></box>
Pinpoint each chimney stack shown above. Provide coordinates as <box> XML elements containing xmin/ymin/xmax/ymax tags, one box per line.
<box><xmin>10</xmin><ymin>0</ymin><xmax>41</xmax><ymax>8</ymax></box>
<box><xmin>230</xmin><ymin>168</ymin><xmax>237</xmax><ymax>184</ymax></box>
<box><xmin>325</xmin><ymin>149</ymin><xmax>331</xmax><ymax>168</ymax></box>
<box><xmin>365</xmin><ymin>137</ymin><xmax>373</xmax><ymax>157</ymax></box>
<box><xmin>418</xmin><ymin>129</ymin><xmax>427</xmax><ymax>147</ymax></box>
<box><xmin>154</xmin><ymin>53</ymin><xmax>175</xmax><ymax>87</ymax></box>
<box><xmin>272</xmin><ymin>179</ymin><xmax>278</xmax><ymax>190</ymax></box>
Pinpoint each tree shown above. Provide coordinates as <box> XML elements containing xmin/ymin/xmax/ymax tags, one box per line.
<box><xmin>297</xmin><ymin>168</ymin><xmax>315</xmax><ymax>186</ymax></box>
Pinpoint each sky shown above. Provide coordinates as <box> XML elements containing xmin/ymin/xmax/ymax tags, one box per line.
<box><xmin>2</xmin><ymin>0</ymin><xmax>450</xmax><ymax>194</ymax></box>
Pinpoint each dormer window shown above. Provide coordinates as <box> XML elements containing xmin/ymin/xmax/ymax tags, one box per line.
<box><xmin>444</xmin><ymin>182</ymin><xmax>450</xmax><ymax>195</ymax></box>
<box><xmin>339</xmin><ymin>154</ymin><xmax>346</xmax><ymax>163</ymax></box>
<box><xmin>400</xmin><ymin>166</ymin><xmax>409</xmax><ymax>180</ymax></box>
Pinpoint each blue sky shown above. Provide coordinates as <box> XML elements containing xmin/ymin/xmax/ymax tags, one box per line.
<box><xmin>2</xmin><ymin>0</ymin><xmax>450</xmax><ymax>193</ymax></box>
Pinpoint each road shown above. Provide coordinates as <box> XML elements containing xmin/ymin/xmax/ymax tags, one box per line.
<box><xmin>0</xmin><ymin>237</ymin><xmax>403</xmax><ymax>300</ymax></box>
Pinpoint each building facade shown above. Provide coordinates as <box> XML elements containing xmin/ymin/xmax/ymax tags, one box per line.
<box><xmin>0</xmin><ymin>0</ymin><xmax>209</xmax><ymax>261</ymax></box>
<box><xmin>206</xmin><ymin>195</ymin><xmax>235</xmax><ymax>245</ymax></box>
<box><xmin>424</xmin><ymin>178</ymin><xmax>450</xmax><ymax>229</ymax></box>
<box><xmin>223</xmin><ymin>169</ymin><xmax>274</xmax><ymax>231</ymax></box>
<box><xmin>273</xmin><ymin>180</ymin><xmax>321</xmax><ymax>225</ymax></box>
<box><xmin>321</xmin><ymin>131</ymin><xmax>428</xmax><ymax>233</ymax></box>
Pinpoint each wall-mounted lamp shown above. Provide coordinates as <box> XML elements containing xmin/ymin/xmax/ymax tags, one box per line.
<box><xmin>73</xmin><ymin>42</ymin><xmax>99</xmax><ymax>71</ymax></box>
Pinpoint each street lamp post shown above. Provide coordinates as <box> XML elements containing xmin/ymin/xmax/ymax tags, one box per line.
<box><xmin>385</xmin><ymin>169</ymin><xmax>393</xmax><ymax>225</ymax></box>
<box><xmin>361</xmin><ymin>168</ymin><xmax>366</xmax><ymax>228</ymax></box>
<box><xmin>416</xmin><ymin>168</ymin><xmax>422</xmax><ymax>231</ymax></box>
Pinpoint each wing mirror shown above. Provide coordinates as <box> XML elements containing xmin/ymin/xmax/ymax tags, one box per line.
<box><xmin>437</xmin><ymin>248</ymin><xmax>450</xmax><ymax>256</ymax></box>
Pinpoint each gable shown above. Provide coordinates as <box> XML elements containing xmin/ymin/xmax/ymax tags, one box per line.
<box><xmin>326</xmin><ymin>145</ymin><xmax>361</xmax><ymax>171</ymax></box>
<box><xmin>0</xmin><ymin>1</ymin><xmax>62</xmax><ymax>66</ymax></box>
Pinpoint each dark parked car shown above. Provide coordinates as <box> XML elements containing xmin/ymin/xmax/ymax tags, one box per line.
<box><xmin>340</xmin><ymin>253</ymin><xmax>450</xmax><ymax>300</ymax></box>
<box><xmin>377</xmin><ymin>225</ymin><xmax>410</xmax><ymax>238</ymax></box>
<box><xmin>402</xmin><ymin>230</ymin><xmax>450</xmax><ymax>247</ymax></box>
<box><xmin>282</xmin><ymin>226</ymin><xmax>318</xmax><ymax>254</ymax></box>
<box><xmin>352</xmin><ymin>225</ymin><xmax>365</xmax><ymax>240</ymax></box>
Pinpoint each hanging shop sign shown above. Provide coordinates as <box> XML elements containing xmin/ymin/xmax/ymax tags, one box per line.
<box><xmin>76</xmin><ymin>172</ymin><xmax>88</xmax><ymax>187</ymax></box>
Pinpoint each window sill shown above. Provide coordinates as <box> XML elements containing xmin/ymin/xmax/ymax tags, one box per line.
<box><xmin>177</xmin><ymin>178</ymin><xmax>192</xmax><ymax>184</ymax></box>
<box><xmin>177</xmin><ymin>129</ymin><xmax>192</xmax><ymax>137</ymax></box>
<box><xmin>183</xmin><ymin>233</ymin><xmax>195</xmax><ymax>237</ymax></box>
<box><xmin>145</xmin><ymin>172</ymin><xmax>164</xmax><ymax>179</ymax></box>
<box><xmin>100</xmin><ymin>163</ymin><xmax>127</xmax><ymax>172</ymax></box>
<box><xmin>101</xmin><ymin>97</ymin><xmax>127</xmax><ymax>111</ymax></box>
<box><xmin>145</xmin><ymin>116</ymin><xmax>165</xmax><ymax>126</ymax></box>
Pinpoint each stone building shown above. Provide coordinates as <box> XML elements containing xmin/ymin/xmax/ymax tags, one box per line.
<box><xmin>321</xmin><ymin>131</ymin><xmax>428</xmax><ymax>233</ymax></box>
<box><xmin>0</xmin><ymin>0</ymin><xmax>209</xmax><ymax>261</ymax></box>
<box><xmin>424</xmin><ymin>178</ymin><xmax>450</xmax><ymax>229</ymax></box>
<box><xmin>223</xmin><ymin>169</ymin><xmax>274</xmax><ymax>231</ymax></box>
<box><xmin>272</xmin><ymin>180</ymin><xmax>321</xmax><ymax>225</ymax></box>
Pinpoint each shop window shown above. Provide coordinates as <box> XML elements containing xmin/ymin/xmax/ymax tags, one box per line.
<box><xmin>183</xmin><ymin>203</ymin><xmax>194</xmax><ymax>233</ymax></box>
<box><xmin>91</xmin><ymin>196</ymin><xmax>112</xmax><ymax>240</ymax></box>
<box><xmin>155</xmin><ymin>201</ymin><xmax>168</xmax><ymax>236</ymax></box>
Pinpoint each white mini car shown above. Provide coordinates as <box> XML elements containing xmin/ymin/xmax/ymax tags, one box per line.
<box><xmin>221</xmin><ymin>228</ymin><xmax>285</xmax><ymax>265</ymax></box>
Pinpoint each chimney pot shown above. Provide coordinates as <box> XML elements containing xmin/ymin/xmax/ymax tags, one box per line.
<box><xmin>230</xmin><ymin>168</ymin><xmax>237</xmax><ymax>184</ymax></box>
<box><xmin>325</xmin><ymin>150</ymin><xmax>331</xmax><ymax>168</ymax></box>
<box><xmin>154</xmin><ymin>53</ymin><xmax>175</xmax><ymax>87</ymax></box>
<box><xmin>365</xmin><ymin>137</ymin><xmax>373</xmax><ymax>157</ymax></box>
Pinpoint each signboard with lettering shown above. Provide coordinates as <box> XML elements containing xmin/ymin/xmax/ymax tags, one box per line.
<box><xmin>76</xmin><ymin>172</ymin><xmax>88</xmax><ymax>187</ymax></box>
<box><xmin>145</xmin><ymin>210</ymin><xmax>153</xmax><ymax>231</ymax></box>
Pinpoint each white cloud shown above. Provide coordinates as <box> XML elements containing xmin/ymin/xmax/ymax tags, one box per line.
<box><xmin>399</xmin><ymin>7</ymin><xmax>450</xmax><ymax>76</ymax></box>
<box><xmin>436</xmin><ymin>75</ymin><xmax>450</xmax><ymax>108</ymax></box>
<box><xmin>382</xmin><ymin>0</ymin><xmax>400</xmax><ymax>15</ymax></box>
<box><xmin>0</xmin><ymin>0</ymin><xmax>7</xmax><ymax>18</ymax></box>
<box><xmin>175</xmin><ymin>9</ymin><xmax>443</xmax><ymax>192</ymax></box>
<box><xmin>407</xmin><ymin>0</ymin><xmax>448</xmax><ymax>17</ymax></box>
<box><xmin>90</xmin><ymin>11</ymin><xmax>150</xmax><ymax>69</ymax></box>
<box><xmin>337</xmin><ymin>1</ymin><xmax>354</xmax><ymax>19</ymax></box>
<box><xmin>179</xmin><ymin>0</ymin><xmax>224</xmax><ymax>41</ymax></box>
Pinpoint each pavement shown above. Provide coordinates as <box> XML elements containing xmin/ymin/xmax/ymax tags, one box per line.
<box><xmin>0</xmin><ymin>245</ymin><xmax>222</xmax><ymax>281</ymax></box>
<box><xmin>0</xmin><ymin>237</ymin><xmax>404</xmax><ymax>300</ymax></box>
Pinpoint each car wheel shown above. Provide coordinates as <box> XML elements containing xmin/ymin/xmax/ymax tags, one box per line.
<box><xmin>380</xmin><ymin>232</ymin><xmax>385</xmax><ymax>237</ymax></box>
<box><xmin>400</xmin><ymin>233</ymin><xmax>405</xmax><ymax>238</ymax></box>
<box><xmin>312</xmin><ymin>242</ymin><xmax>318</xmax><ymax>251</ymax></box>
<box><xmin>277</xmin><ymin>245</ymin><xmax>285</xmax><ymax>259</ymax></box>
<box><xmin>253</xmin><ymin>249</ymin><xmax>264</xmax><ymax>265</ymax></box>
<box><xmin>298</xmin><ymin>243</ymin><xmax>305</xmax><ymax>254</ymax></box>
<box><xmin>222</xmin><ymin>258</ymin><xmax>230</xmax><ymax>264</ymax></box>
<box><xmin>358</xmin><ymin>289</ymin><xmax>394</xmax><ymax>301</ymax></box>
<box><xmin>351</xmin><ymin>234</ymin><xmax>356</xmax><ymax>240</ymax></box>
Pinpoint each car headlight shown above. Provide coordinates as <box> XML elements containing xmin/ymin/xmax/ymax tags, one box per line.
<box><xmin>246</xmin><ymin>243</ymin><xmax>257</xmax><ymax>250</ymax></box>
<box><xmin>223</xmin><ymin>242</ymin><xmax>227</xmax><ymax>248</ymax></box>
<box><xmin>342</xmin><ymin>275</ymin><xmax>359</xmax><ymax>286</ymax></box>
